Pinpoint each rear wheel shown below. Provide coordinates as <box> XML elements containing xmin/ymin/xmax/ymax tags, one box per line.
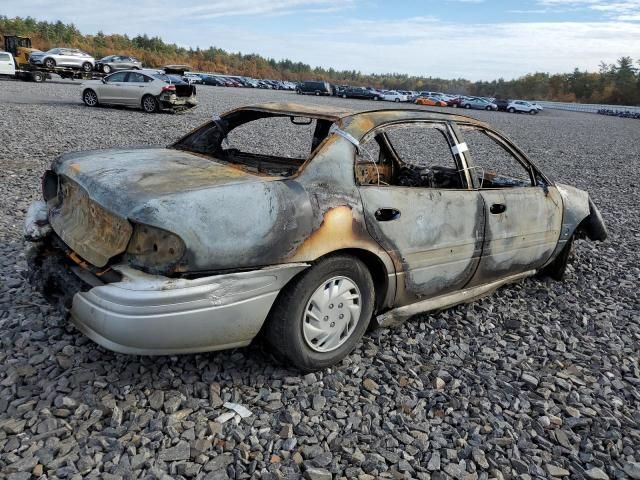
<box><xmin>44</xmin><ymin>58</ymin><xmax>56</xmax><ymax>69</ymax></box>
<box><xmin>373</xmin><ymin>96</ymin><xmax>379</xmax><ymax>101</ymax></box>
<box><xmin>452</xmin><ymin>103</ymin><xmax>458</xmax><ymax>108</ymax></box>
<box><xmin>102</xmin><ymin>64</ymin><xmax>112</xmax><ymax>74</ymax></box>
<box><xmin>464</xmin><ymin>104</ymin><xmax>471</xmax><ymax>109</ymax></box>
<box><xmin>264</xmin><ymin>255</ymin><xmax>375</xmax><ymax>371</ymax></box>
<box><xmin>508</xmin><ymin>107</ymin><xmax>516</xmax><ymax>113</ymax></box>
<box><xmin>81</xmin><ymin>62</ymin><xmax>93</xmax><ymax>72</ymax></box>
<box><xmin>141</xmin><ymin>94</ymin><xmax>159</xmax><ymax>113</ymax></box>
<box><xmin>83</xmin><ymin>89</ymin><xmax>99</xmax><ymax>107</ymax></box>
<box><xmin>485</xmin><ymin>106</ymin><xmax>492</xmax><ymax>110</ymax></box>
<box><xmin>31</xmin><ymin>71</ymin><xmax>45</xmax><ymax>83</ymax></box>
<box><xmin>315</xmin><ymin>91</ymin><xmax>320</xmax><ymax>96</ymax></box>
<box><xmin>342</xmin><ymin>94</ymin><xmax>347</xmax><ymax>98</ymax></box>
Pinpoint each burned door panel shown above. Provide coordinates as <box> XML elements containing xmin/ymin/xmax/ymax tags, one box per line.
<box><xmin>359</xmin><ymin>187</ymin><xmax>484</xmax><ymax>303</ymax></box>
<box><xmin>469</xmin><ymin>186</ymin><xmax>562</xmax><ymax>284</ymax></box>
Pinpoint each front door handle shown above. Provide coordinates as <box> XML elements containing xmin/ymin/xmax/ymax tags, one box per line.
<box><xmin>490</xmin><ymin>203</ymin><xmax>507</xmax><ymax>214</ymax></box>
<box><xmin>375</xmin><ymin>208</ymin><xmax>401</xmax><ymax>221</ymax></box>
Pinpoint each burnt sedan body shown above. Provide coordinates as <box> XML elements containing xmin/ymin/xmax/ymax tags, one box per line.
<box><xmin>25</xmin><ymin>103</ymin><xmax>607</xmax><ymax>370</ymax></box>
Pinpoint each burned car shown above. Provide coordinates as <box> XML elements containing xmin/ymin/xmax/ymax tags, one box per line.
<box><xmin>25</xmin><ymin>103</ymin><xmax>607</xmax><ymax>370</ymax></box>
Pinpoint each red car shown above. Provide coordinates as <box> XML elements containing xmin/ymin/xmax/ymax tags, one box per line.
<box><xmin>447</xmin><ymin>96</ymin><xmax>463</xmax><ymax>108</ymax></box>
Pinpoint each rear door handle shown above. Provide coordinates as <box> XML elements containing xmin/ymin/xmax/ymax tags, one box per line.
<box><xmin>375</xmin><ymin>208</ymin><xmax>401</xmax><ymax>221</ymax></box>
<box><xmin>490</xmin><ymin>203</ymin><xmax>507</xmax><ymax>214</ymax></box>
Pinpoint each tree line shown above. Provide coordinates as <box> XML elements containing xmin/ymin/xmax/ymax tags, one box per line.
<box><xmin>2</xmin><ymin>16</ymin><xmax>639</xmax><ymax>105</ymax></box>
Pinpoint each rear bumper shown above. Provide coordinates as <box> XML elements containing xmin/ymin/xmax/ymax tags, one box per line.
<box><xmin>70</xmin><ymin>264</ymin><xmax>307</xmax><ymax>355</ymax></box>
<box><xmin>159</xmin><ymin>94</ymin><xmax>197</xmax><ymax>111</ymax></box>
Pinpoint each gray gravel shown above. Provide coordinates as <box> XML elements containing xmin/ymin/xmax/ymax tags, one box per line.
<box><xmin>0</xmin><ymin>78</ymin><xmax>639</xmax><ymax>480</ymax></box>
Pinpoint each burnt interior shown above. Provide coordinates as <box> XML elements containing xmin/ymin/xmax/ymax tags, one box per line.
<box><xmin>356</xmin><ymin>129</ymin><xmax>465</xmax><ymax>189</ymax></box>
<box><xmin>172</xmin><ymin>110</ymin><xmax>333</xmax><ymax>177</ymax></box>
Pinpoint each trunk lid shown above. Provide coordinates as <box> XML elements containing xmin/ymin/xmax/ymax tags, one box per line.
<box><xmin>53</xmin><ymin>147</ymin><xmax>278</xmax><ymax>218</ymax></box>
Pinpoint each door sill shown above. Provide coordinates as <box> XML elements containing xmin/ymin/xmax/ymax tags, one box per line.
<box><xmin>376</xmin><ymin>270</ymin><xmax>536</xmax><ymax>328</ymax></box>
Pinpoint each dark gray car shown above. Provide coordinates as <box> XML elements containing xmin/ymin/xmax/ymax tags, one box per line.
<box><xmin>95</xmin><ymin>55</ymin><xmax>142</xmax><ymax>74</ymax></box>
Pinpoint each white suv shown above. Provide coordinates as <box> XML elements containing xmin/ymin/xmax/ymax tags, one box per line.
<box><xmin>0</xmin><ymin>51</ymin><xmax>15</xmax><ymax>77</ymax></box>
<box><xmin>507</xmin><ymin>100</ymin><xmax>539</xmax><ymax>115</ymax></box>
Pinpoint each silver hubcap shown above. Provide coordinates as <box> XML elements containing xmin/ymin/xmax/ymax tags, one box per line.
<box><xmin>143</xmin><ymin>97</ymin><xmax>155</xmax><ymax>111</ymax></box>
<box><xmin>303</xmin><ymin>276</ymin><xmax>362</xmax><ymax>353</ymax></box>
<box><xmin>85</xmin><ymin>92</ymin><xmax>97</xmax><ymax>105</ymax></box>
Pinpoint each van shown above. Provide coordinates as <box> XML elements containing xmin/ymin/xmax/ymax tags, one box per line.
<box><xmin>296</xmin><ymin>80</ymin><xmax>332</xmax><ymax>96</ymax></box>
<box><xmin>0</xmin><ymin>51</ymin><xmax>16</xmax><ymax>77</ymax></box>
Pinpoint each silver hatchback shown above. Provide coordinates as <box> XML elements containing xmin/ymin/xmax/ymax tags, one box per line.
<box><xmin>29</xmin><ymin>48</ymin><xmax>95</xmax><ymax>71</ymax></box>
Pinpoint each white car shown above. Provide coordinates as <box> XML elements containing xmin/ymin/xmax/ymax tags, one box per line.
<box><xmin>0</xmin><ymin>51</ymin><xmax>15</xmax><ymax>77</ymax></box>
<box><xmin>507</xmin><ymin>100</ymin><xmax>539</xmax><ymax>115</ymax></box>
<box><xmin>81</xmin><ymin>70</ymin><xmax>197</xmax><ymax>113</ymax></box>
<box><xmin>183</xmin><ymin>73</ymin><xmax>203</xmax><ymax>84</ymax></box>
<box><xmin>381</xmin><ymin>90</ymin><xmax>408</xmax><ymax>102</ymax></box>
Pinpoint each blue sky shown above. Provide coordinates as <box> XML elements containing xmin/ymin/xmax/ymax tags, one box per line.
<box><xmin>7</xmin><ymin>0</ymin><xmax>640</xmax><ymax>80</ymax></box>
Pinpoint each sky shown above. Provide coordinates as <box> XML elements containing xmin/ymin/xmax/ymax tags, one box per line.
<box><xmin>5</xmin><ymin>0</ymin><xmax>640</xmax><ymax>80</ymax></box>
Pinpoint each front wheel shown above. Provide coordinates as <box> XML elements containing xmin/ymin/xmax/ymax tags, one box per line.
<box><xmin>83</xmin><ymin>89</ymin><xmax>99</xmax><ymax>107</ymax></box>
<box><xmin>373</xmin><ymin>96</ymin><xmax>379</xmax><ymax>101</ymax></box>
<box><xmin>486</xmin><ymin>106</ymin><xmax>492</xmax><ymax>110</ymax></box>
<box><xmin>464</xmin><ymin>104</ymin><xmax>471</xmax><ymax>109</ymax></box>
<box><xmin>342</xmin><ymin>94</ymin><xmax>347</xmax><ymax>98</ymax></box>
<box><xmin>44</xmin><ymin>58</ymin><xmax>56</xmax><ymax>69</ymax></box>
<box><xmin>452</xmin><ymin>103</ymin><xmax>458</xmax><ymax>108</ymax></box>
<box><xmin>540</xmin><ymin>237</ymin><xmax>574</xmax><ymax>281</ymax></box>
<box><xmin>141</xmin><ymin>95</ymin><xmax>159</xmax><ymax>113</ymax></box>
<box><xmin>264</xmin><ymin>255</ymin><xmax>375</xmax><ymax>371</ymax></box>
<box><xmin>529</xmin><ymin>109</ymin><xmax>538</xmax><ymax>115</ymax></box>
<box><xmin>102</xmin><ymin>64</ymin><xmax>112</xmax><ymax>74</ymax></box>
<box><xmin>81</xmin><ymin>62</ymin><xmax>93</xmax><ymax>72</ymax></box>
<box><xmin>394</xmin><ymin>98</ymin><xmax>400</xmax><ymax>102</ymax></box>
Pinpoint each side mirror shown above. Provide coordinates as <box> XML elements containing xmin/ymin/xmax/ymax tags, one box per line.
<box><xmin>101</xmin><ymin>78</ymin><xmax>106</xmax><ymax>84</ymax></box>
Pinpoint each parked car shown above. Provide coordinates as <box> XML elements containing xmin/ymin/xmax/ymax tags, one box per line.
<box><xmin>342</xmin><ymin>86</ymin><xmax>383</xmax><ymax>100</ymax></box>
<box><xmin>446</xmin><ymin>96</ymin><xmax>463</xmax><ymax>108</ymax></box>
<box><xmin>24</xmin><ymin>103</ymin><xmax>606</xmax><ymax>370</ymax></box>
<box><xmin>29</xmin><ymin>48</ymin><xmax>95</xmax><ymax>72</ymax></box>
<box><xmin>296</xmin><ymin>80</ymin><xmax>332</xmax><ymax>96</ymax></box>
<box><xmin>416</xmin><ymin>96</ymin><xmax>447</xmax><ymax>107</ymax></box>
<box><xmin>381</xmin><ymin>90</ymin><xmax>408</xmax><ymax>102</ymax></box>
<box><xmin>493</xmin><ymin>98</ymin><xmax>512</xmax><ymax>111</ymax></box>
<box><xmin>95</xmin><ymin>55</ymin><xmax>142</xmax><ymax>74</ymax></box>
<box><xmin>507</xmin><ymin>100</ymin><xmax>539</xmax><ymax>114</ymax></box>
<box><xmin>461</xmin><ymin>97</ymin><xmax>498</xmax><ymax>111</ymax></box>
<box><xmin>81</xmin><ymin>70</ymin><xmax>197</xmax><ymax>113</ymax></box>
<box><xmin>0</xmin><ymin>51</ymin><xmax>16</xmax><ymax>77</ymax></box>
<box><xmin>183</xmin><ymin>73</ymin><xmax>203</xmax><ymax>85</ymax></box>
<box><xmin>200</xmin><ymin>75</ymin><xmax>224</xmax><ymax>86</ymax></box>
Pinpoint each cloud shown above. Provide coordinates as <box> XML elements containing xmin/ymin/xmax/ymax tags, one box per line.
<box><xmin>537</xmin><ymin>0</ymin><xmax>640</xmax><ymax>20</ymax></box>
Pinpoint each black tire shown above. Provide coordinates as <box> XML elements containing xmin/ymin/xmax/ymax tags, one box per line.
<box><xmin>452</xmin><ymin>103</ymin><xmax>458</xmax><ymax>108</ymax></box>
<box><xmin>31</xmin><ymin>71</ymin><xmax>45</xmax><ymax>83</ymax></box>
<box><xmin>315</xmin><ymin>91</ymin><xmax>320</xmax><ymax>96</ymax></box>
<box><xmin>43</xmin><ymin>58</ymin><xmax>56</xmax><ymax>69</ymax></box>
<box><xmin>508</xmin><ymin>107</ymin><xmax>516</xmax><ymax>113</ymax></box>
<box><xmin>342</xmin><ymin>94</ymin><xmax>347</xmax><ymax>99</ymax></box>
<box><xmin>540</xmin><ymin>237</ymin><xmax>573</xmax><ymax>281</ymax></box>
<box><xmin>529</xmin><ymin>109</ymin><xmax>537</xmax><ymax>115</ymax></box>
<box><xmin>373</xmin><ymin>96</ymin><xmax>379</xmax><ymax>101</ymax></box>
<box><xmin>81</xmin><ymin>62</ymin><xmax>93</xmax><ymax>72</ymax></box>
<box><xmin>141</xmin><ymin>95</ymin><xmax>159</xmax><ymax>113</ymax></box>
<box><xmin>464</xmin><ymin>104</ymin><xmax>471</xmax><ymax>109</ymax></box>
<box><xmin>102</xmin><ymin>64</ymin><xmax>112</xmax><ymax>74</ymax></box>
<box><xmin>485</xmin><ymin>106</ymin><xmax>492</xmax><ymax>110</ymax></box>
<box><xmin>263</xmin><ymin>254</ymin><xmax>375</xmax><ymax>371</ymax></box>
<box><xmin>394</xmin><ymin>98</ymin><xmax>400</xmax><ymax>102</ymax></box>
<box><xmin>83</xmin><ymin>89</ymin><xmax>99</xmax><ymax>107</ymax></box>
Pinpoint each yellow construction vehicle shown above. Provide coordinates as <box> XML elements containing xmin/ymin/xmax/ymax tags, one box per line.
<box><xmin>3</xmin><ymin>35</ymin><xmax>39</xmax><ymax>69</ymax></box>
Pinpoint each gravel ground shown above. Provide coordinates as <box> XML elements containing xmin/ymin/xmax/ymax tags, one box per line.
<box><xmin>0</xmin><ymin>79</ymin><xmax>639</xmax><ymax>480</ymax></box>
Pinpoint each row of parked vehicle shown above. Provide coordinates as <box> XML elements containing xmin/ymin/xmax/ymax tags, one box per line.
<box><xmin>295</xmin><ymin>81</ymin><xmax>544</xmax><ymax>114</ymax></box>
<box><xmin>597</xmin><ymin>108</ymin><xmax>640</xmax><ymax>120</ymax></box>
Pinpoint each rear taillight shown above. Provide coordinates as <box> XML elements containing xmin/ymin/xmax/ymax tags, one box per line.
<box><xmin>162</xmin><ymin>84</ymin><xmax>176</xmax><ymax>92</ymax></box>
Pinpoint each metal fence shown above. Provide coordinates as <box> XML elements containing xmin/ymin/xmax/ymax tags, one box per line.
<box><xmin>532</xmin><ymin>100</ymin><xmax>640</xmax><ymax>114</ymax></box>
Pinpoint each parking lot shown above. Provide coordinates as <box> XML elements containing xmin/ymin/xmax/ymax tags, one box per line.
<box><xmin>1</xmin><ymin>79</ymin><xmax>639</xmax><ymax>479</ymax></box>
